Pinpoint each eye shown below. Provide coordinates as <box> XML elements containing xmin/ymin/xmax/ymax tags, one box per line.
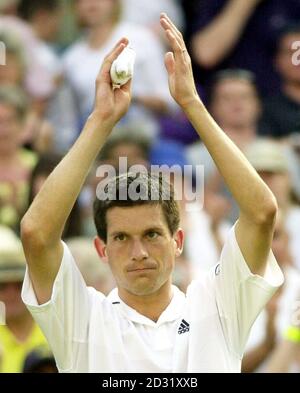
<box><xmin>114</xmin><ymin>234</ymin><xmax>127</xmax><ymax>241</ymax></box>
<box><xmin>146</xmin><ymin>231</ymin><xmax>159</xmax><ymax>240</ymax></box>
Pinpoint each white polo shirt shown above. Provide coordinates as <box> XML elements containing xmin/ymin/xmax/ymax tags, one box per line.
<box><xmin>21</xmin><ymin>226</ymin><xmax>284</xmax><ymax>373</ymax></box>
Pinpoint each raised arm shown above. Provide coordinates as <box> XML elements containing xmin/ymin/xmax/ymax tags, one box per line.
<box><xmin>21</xmin><ymin>38</ymin><xmax>132</xmax><ymax>304</ymax></box>
<box><xmin>191</xmin><ymin>0</ymin><xmax>263</xmax><ymax>68</ymax></box>
<box><xmin>160</xmin><ymin>13</ymin><xmax>277</xmax><ymax>275</ymax></box>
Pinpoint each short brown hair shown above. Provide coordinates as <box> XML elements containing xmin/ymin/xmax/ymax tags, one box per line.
<box><xmin>93</xmin><ymin>172</ymin><xmax>180</xmax><ymax>242</ymax></box>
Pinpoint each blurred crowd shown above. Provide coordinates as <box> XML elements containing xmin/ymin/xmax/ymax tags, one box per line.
<box><xmin>0</xmin><ymin>0</ymin><xmax>300</xmax><ymax>373</ymax></box>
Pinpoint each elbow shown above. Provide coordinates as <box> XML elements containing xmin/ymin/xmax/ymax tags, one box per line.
<box><xmin>254</xmin><ymin>196</ymin><xmax>278</xmax><ymax>227</ymax></box>
<box><xmin>20</xmin><ymin>217</ymin><xmax>46</xmax><ymax>251</ymax></box>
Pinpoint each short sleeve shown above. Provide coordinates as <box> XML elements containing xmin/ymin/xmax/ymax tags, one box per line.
<box><xmin>21</xmin><ymin>242</ymin><xmax>102</xmax><ymax>372</ymax></box>
<box><xmin>214</xmin><ymin>225</ymin><xmax>284</xmax><ymax>357</ymax></box>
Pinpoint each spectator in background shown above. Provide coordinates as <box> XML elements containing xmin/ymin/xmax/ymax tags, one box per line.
<box><xmin>246</xmin><ymin>139</ymin><xmax>300</xmax><ymax>272</ymax></box>
<box><xmin>187</xmin><ymin>69</ymin><xmax>260</xmax><ymax>179</ymax></box>
<box><xmin>0</xmin><ymin>0</ymin><xmax>55</xmax><ymax>101</ymax></box>
<box><xmin>259</xmin><ymin>24</ymin><xmax>300</xmax><ymax>139</ymax></box>
<box><xmin>0</xmin><ymin>30</ymin><xmax>26</xmax><ymax>87</ymax></box>
<box><xmin>121</xmin><ymin>0</ymin><xmax>184</xmax><ymax>44</ymax></box>
<box><xmin>187</xmin><ymin>69</ymin><xmax>261</xmax><ymax>224</ymax></box>
<box><xmin>27</xmin><ymin>153</ymin><xmax>83</xmax><ymax>239</ymax></box>
<box><xmin>266</xmin><ymin>317</ymin><xmax>300</xmax><ymax>372</ymax></box>
<box><xmin>17</xmin><ymin>0</ymin><xmax>63</xmax><ymax>102</ymax></box>
<box><xmin>17</xmin><ymin>0</ymin><xmax>79</xmax><ymax>154</ymax></box>
<box><xmin>243</xmin><ymin>212</ymin><xmax>300</xmax><ymax>372</ymax></box>
<box><xmin>0</xmin><ymin>86</ymin><xmax>37</xmax><ymax>231</ymax></box>
<box><xmin>81</xmin><ymin>133</ymin><xmax>152</xmax><ymax>237</ymax></box>
<box><xmin>66</xmin><ymin>238</ymin><xmax>115</xmax><ymax>295</ymax></box>
<box><xmin>0</xmin><ymin>31</ymin><xmax>54</xmax><ymax>154</ymax></box>
<box><xmin>0</xmin><ymin>226</ymin><xmax>48</xmax><ymax>373</ymax></box>
<box><xmin>98</xmin><ymin>132</ymin><xmax>151</xmax><ymax>169</ymax></box>
<box><xmin>63</xmin><ymin>0</ymin><xmax>173</xmax><ymax>140</ymax></box>
<box><xmin>188</xmin><ymin>0</ymin><xmax>300</xmax><ymax>97</ymax></box>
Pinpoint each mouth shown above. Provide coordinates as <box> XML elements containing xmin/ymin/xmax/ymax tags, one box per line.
<box><xmin>127</xmin><ymin>267</ymin><xmax>156</xmax><ymax>273</ymax></box>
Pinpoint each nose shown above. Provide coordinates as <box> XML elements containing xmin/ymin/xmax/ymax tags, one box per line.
<box><xmin>131</xmin><ymin>239</ymin><xmax>149</xmax><ymax>261</ymax></box>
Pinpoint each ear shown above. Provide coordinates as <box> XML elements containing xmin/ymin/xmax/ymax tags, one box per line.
<box><xmin>94</xmin><ymin>236</ymin><xmax>108</xmax><ymax>263</ymax></box>
<box><xmin>173</xmin><ymin>228</ymin><xmax>184</xmax><ymax>257</ymax></box>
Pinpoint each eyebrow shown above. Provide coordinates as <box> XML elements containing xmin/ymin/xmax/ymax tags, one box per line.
<box><xmin>109</xmin><ymin>227</ymin><xmax>164</xmax><ymax>238</ymax></box>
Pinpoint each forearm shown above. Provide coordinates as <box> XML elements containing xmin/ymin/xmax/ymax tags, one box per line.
<box><xmin>266</xmin><ymin>340</ymin><xmax>299</xmax><ymax>373</ymax></box>
<box><xmin>184</xmin><ymin>99</ymin><xmax>276</xmax><ymax>220</ymax></box>
<box><xmin>242</xmin><ymin>341</ymin><xmax>275</xmax><ymax>373</ymax></box>
<box><xmin>191</xmin><ymin>0</ymin><xmax>259</xmax><ymax>68</ymax></box>
<box><xmin>22</xmin><ymin>112</ymin><xmax>111</xmax><ymax>245</ymax></box>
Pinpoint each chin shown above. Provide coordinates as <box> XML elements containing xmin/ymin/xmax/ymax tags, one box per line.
<box><xmin>128</xmin><ymin>281</ymin><xmax>159</xmax><ymax>296</ymax></box>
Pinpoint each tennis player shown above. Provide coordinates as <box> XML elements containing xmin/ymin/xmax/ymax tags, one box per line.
<box><xmin>21</xmin><ymin>14</ymin><xmax>283</xmax><ymax>372</ymax></box>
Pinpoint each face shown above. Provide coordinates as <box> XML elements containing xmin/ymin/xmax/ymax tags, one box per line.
<box><xmin>0</xmin><ymin>281</ymin><xmax>26</xmax><ymax>320</ymax></box>
<box><xmin>95</xmin><ymin>204</ymin><xmax>183</xmax><ymax>298</ymax></box>
<box><xmin>0</xmin><ymin>103</ymin><xmax>22</xmax><ymax>154</ymax></box>
<box><xmin>109</xmin><ymin>142</ymin><xmax>149</xmax><ymax>168</ymax></box>
<box><xmin>276</xmin><ymin>33</ymin><xmax>300</xmax><ymax>84</ymax></box>
<box><xmin>258</xmin><ymin>171</ymin><xmax>290</xmax><ymax>208</ymax></box>
<box><xmin>39</xmin><ymin>8</ymin><xmax>63</xmax><ymax>42</ymax></box>
<box><xmin>0</xmin><ymin>53</ymin><xmax>24</xmax><ymax>85</ymax></box>
<box><xmin>76</xmin><ymin>0</ymin><xmax>118</xmax><ymax>28</ymax></box>
<box><xmin>211</xmin><ymin>79</ymin><xmax>260</xmax><ymax>129</ymax></box>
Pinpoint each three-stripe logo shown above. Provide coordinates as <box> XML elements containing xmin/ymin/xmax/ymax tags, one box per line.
<box><xmin>178</xmin><ymin>319</ymin><xmax>190</xmax><ymax>334</ymax></box>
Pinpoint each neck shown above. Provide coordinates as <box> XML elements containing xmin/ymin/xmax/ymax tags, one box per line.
<box><xmin>222</xmin><ymin>125</ymin><xmax>256</xmax><ymax>149</ymax></box>
<box><xmin>118</xmin><ymin>280</ymin><xmax>173</xmax><ymax>322</ymax></box>
<box><xmin>88</xmin><ymin>22</ymin><xmax>116</xmax><ymax>49</ymax></box>
<box><xmin>7</xmin><ymin>311</ymin><xmax>34</xmax><ymax>342</ymax></box>
<box><xmin>283</xmin><ymin>82</ymin><xmax>300</xmax><ymax>104</ymax></box>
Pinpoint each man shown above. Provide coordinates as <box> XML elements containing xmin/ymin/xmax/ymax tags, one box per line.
<box><xmin>21</xmin><ymin>14</ymin><xmax>283</xmax><ymax>372</ymax></box>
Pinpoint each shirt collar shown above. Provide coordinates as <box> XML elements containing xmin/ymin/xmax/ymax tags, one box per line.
<box><xmin>107</xmin><ymin>285</ymin><xmax>186</xmax><ymax>327</ymax></box>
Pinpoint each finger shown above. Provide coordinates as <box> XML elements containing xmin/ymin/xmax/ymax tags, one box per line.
<box><xmin>105</xmin><ymin>37</ymin><xmax>129</xmax><ymax>64</ymax></box>
<box><xmin>164</xmin><ymin>52</ymin><xmax>175</xmax><ymax>75</ymax></box>
<box><xmin>120</xmin><ymin>77</ymin><xmax>132</xmax><ymax>94</ymax></box>
<box><xmin>100</xmin><ymin>38</ymin><xmax>129</xmax><ymax>75</ymax></box>
<box><xmin>160</xmin><ymin>13</ymin><xmax>183</xmax><ymax>44</ymax></box>
<box><xmin>160</xmin><ymin>16</ymin><xmax>181</xmax><ymax>44</ymax></box>
<box><xmin>160</xmin><ymin>17</ymin><xmax>187</xmax><ymax>58</ymax></box>
<box><xmin>165</xmin><ymin>29</ymin><xmax>185</xmax><ymax>59</ymax></box>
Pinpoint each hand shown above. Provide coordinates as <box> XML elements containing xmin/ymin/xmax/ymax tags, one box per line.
<box><xmin>160</xmin><ymin>13</ymin><xmax>199</xmax><ymax>109</ymax></box>
<box><xmin>93</xmin><ymin>38</ymin><xmax>132</xmax><ymax>127</ymax></box>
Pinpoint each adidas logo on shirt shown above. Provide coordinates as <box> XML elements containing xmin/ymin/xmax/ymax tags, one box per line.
<box><xmin>178</xmin><ymin>319</ymin><xmax>190</xmax><ymax>335</ymax></box>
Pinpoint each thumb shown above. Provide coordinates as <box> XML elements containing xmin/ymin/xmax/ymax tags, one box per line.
<box><xmin>120</xmin><ymin>77</ymin><xmax>132</xmax><ymax>94</ymax></box>
<box><xmin>164</xmin><ymin>52</ymin><xmax>175</xmax><ymax>75</ymax></box>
